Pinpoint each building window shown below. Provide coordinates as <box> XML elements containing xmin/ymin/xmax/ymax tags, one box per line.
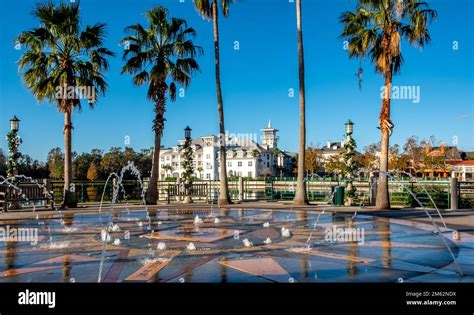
<box><xmin>238</xmin><ymin>161</ymin><xmax>242</xmax><ymax>167</ymax></box>
<box><xmin>228</xmin><ymin>161</ymin><xmax>232</xmax><ymax>167</ymax></box>
<box><xmin>206</xmin><ymin>174</ymin><xmax>210</xmax><ymax>179</ymax></box>
<box><xmin>248</xmin><ymin>161</ymin><xmax>253</xmax><ymax>167</ymax></box>
<box><xmin>206</xmin><ymin>154</ymin><xmax>210</xmax><ymax>159</ymax></box>
<box><xmin>248</xmin><ymin>172</ymin><xmax>253</xmax><ymax>178</ymax></box>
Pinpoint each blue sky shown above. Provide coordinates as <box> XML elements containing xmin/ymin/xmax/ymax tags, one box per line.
<box><xmin>0</xmin><ymin>0</ymin><xmax>473</xmax><ymax>161</ymax></box>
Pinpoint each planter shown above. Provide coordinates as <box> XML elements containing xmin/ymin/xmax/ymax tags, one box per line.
<box><xmin>86</xmin><ymin>186</ymin><xmax>98</xmax><ymax>202</ymax></box>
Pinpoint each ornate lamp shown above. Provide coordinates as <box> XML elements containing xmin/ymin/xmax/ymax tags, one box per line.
<box><xmin>10</xmin><ymin>115</ymin><xmax>20</xmax><ymax>132</ymax></box>
<box><xmin>184</xmin><ymin>126</ymin><xmax>192</xmax><ymax>140</ymax></box>
<box><xmin>345</xmin><ymin>119</ymin><xmax>354</xmax><ymax>135</ymax></box>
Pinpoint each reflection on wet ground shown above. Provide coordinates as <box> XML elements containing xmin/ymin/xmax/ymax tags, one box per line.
<box><xmin>0</xmin><ymin>208</ymin><xmax>472</xmax><ymax>283</ymax></box>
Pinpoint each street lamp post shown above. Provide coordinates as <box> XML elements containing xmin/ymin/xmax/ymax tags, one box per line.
<box><xmin>6</xmin><ymin>116</ymin><xmax>22</xmax><ymax>178</ymax></box>
<box><xmin>344</xmin><ymin>119</ymin><xmax>356</xmax><ymax>206</ymax></box>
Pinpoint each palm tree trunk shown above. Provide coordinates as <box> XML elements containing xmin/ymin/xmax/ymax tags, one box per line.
<box><xmin>212</xmin><ymin>0</ymin><xmax>231</xmax><ymax>205</ymax></box>
<box><xmin>147</xmin><ymin>131</ymin><xmax>161</xmax><ymax>205</ymax></box>
<box><xmin>62</xmin><ymin>109</ymin><xmax>76</xmax><ymax>208</ymax></box>
<box><xmin>147</xmin><ymin>95</ymin><xmax>166</xmax><ymax>205</ymax></box>
<box><xmin>294</xmin><ymin>0</ymin><xmax>308</xmax><ymax>206</ymax></box>
<box><xmin>376</xmin><ymin>73</ymin><xmax>392</xmax><ymax>210</ymax></box>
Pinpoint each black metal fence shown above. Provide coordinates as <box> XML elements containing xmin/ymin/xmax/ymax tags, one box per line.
<box><xmin>44</xmin><ymin>178</ymin><xmax>473</xmax><ymax>209</ymax></box>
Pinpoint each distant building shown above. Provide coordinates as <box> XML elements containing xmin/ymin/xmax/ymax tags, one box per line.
<box><xmin>158</xmin><ymin>122</ymin><xmax>296</xmax><ymax>180</ymax></box>
<box><xmin>425</xmin><ymin>143</ymin><xmax>463</xmax><ymax>161</ymax></box>
<box><xmin>422</xmin><ymin>142</ymin><xmax>463</xmax><ymax>178</ymax></box>
<box><xmin>448</xmin><ymin>160</ymin><xmax>474</xmax><ymax>181</ymax></box>
<box><xmin>319</xmin><ymin>141</ymin><xmax>346</xmax><ymax>160</ymax></box>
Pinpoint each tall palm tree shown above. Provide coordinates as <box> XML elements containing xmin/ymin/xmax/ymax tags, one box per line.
<box><xmin>294</xmin><ymin>0</ymin><xmax>308</xmax><ymax>206</ymax></box>
<box><xmin>121</xmin><ymin>6</ymin><xmax>202</xmax><ymax>204</ymax></box>
<box><xmin>192</xmin><ymin>0</ymin><xmax>233</xmax><ymax>205</ymax></box>
<box><xmin>340</xmin><ymin>0</ymin><xmax>436</xmax><ymax>209</ymax></box>
<box><xmin>17</xmin><ymin>1</ymin><xmax>114</xmax><ymax>208</ymax></box>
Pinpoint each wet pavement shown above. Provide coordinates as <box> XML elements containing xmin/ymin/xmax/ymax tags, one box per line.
<box><xmin>0</xmin><ymin>208</ymin><xmax>472</xmax><ymax>283</ymax></box>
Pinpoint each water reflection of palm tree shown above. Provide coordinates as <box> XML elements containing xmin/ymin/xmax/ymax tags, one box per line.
<box><xmin>4</xmin><ymin>241</ymin><xmax>17</xmax><ymax>282</ymax></box>
<box><xmin>220</xmin><ymin>208</ymin><xmax>229</xmax><ymax>218</ymax></box>
<box><xmin>296</xmin><ymin>211</ymin><xmax>308</xmax><ymax>225</ymax></box>
<box><xmin>5</xmin><ymin>241</ymin><xmax>17</xmax><ymax>269</ymax></box>
<box><xmin>220</xmin><ymin>259</ymin><xmax>228</xmax><ymax>283</ymax></box>
<box><xmin>300</xmin><ymin>255</ymin><xmax>309</xmax><ymax>280</ymax></box>
<box><xmin>62</xmin><ymin>212</ymin><xmax>74</xmax><ymax>227</ymax></box>
<box><xmin>147</xmin><ymin>209</ymin><xmax>158</xmax><ymax>230</ymax></box>
<box><xmin>184</xmin><ymin>267</ymin><xmax>193</xmax><ymax>283</ymax></box>
<box><xmin>378</xmin><ymin>217</ymin><xmax>392</xmax><ymax>268</ymax></box>
<box><xmin>62</xmin><ymin>255</ymin><xmax>72</xmax><ymax>283</ymax></box>
<box><xmin>348</xmin><ymin>240</ymin><xmax>359</xmax><ymax>277</ymax></box>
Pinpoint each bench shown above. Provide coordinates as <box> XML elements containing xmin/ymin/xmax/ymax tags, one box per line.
<box><xmin>0</xmin><ymin>183</ymin><xmax>55</xmax><ymax>212</ymax></box>
<box><xmin>167</xmin><ymin>183</ymin><xmax>209</xmax><ymax>204</ymax></box>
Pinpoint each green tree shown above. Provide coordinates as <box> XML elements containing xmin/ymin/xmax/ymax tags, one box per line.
<box><xmin>340</xmin><ymin>0</ymin><xmax>437</xmax><ymax>209</ymax></box>
<box><xmin>73</xmin><ymin>149</ymin><xmax>103</xmax><ymax>180</ymax></box>
<box><xmin>121</xmin><ymin>6</ymin><xmax>202</xmax><ymax>204</ymax></box>
<box><xmin>47</xmin><ymin>148</ymin><xmax>64</xmax><ymax>180</ymax></box>
<box><xmin>305</xmin><ymin>147</ymin><xmax>323</xmax><ymax>175</ymax></box>
<box><xmin>100</xmin><ymin>147</ymin><xmax>124</xmax><ymax>175</ymax></box>
<box><xmin>181</xmin><ymin>137</ymin><xmax>194</xmax><ymax>185</ymax></box>
<box><xmin>17</xmin><ymin>1</ymin><xmax>114</xmax><ymax>207</ymax></box>
<box><xmin>325</xmin><ymin>153</ymin><xmax>346</xmax><ymax>176</ymax></box>
<box><xmin>192</xmin><ymin>0</ymin><xmax>233</xmax><ymax>205</ymax></box>
<box><xmin>0</xmin><ymin>149</ymin><xmax>7</xmax><ymax>176</ymax></box>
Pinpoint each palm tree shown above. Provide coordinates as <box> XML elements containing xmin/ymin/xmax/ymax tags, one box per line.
<box><xmin>197</xmin><ymin>166</ymin><xmax>204</xmax><ymax>179</ymax></box>
<box><xmin>340</xmin><ymin>0</ymin><xmax>436</xmax><ymax>209</ymax></box>
<box><xmin>17</xmin><ymin>1</ymin><xmax>114</xmax><ymax>208</ymax></box>
<box><xmin>192</xmin><ymin>0</ymin><xmax>233</xmax><ymax>205</ymax></box>
<box><xmin>162</xmin><ymin>164</ymin><xmax>174</xmax><ymax>178</ymax></box>
<box><xmin>121</xmin><ymin>6</ymin><xmax>202</xmax><ymax>204</ymax></box>
<box><xmin>293</xmin><ymin>0</ymin><xmax>308</xmax><ymax>206</ymax></box>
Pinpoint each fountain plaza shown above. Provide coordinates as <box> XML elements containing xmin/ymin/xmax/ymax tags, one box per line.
<box><xmin>0</xmin><ymin>162</ymin><xmax>473</xmax><ymax>283</ymax></box>
<box><xmin>0</xmin><ymin>203</ymin><xmax>473</xmax><ymax>283</ymax></box>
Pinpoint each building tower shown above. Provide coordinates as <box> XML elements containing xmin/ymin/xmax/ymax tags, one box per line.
<box><xmin>261</xmin><ymin>120</ymin><xmax>279</xmax><ymax>149</ymax></box>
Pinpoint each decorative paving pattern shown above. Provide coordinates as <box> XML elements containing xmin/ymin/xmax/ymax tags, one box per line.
<box><xmin>126</xmin><ymin>258</ymin><xmax>172</xmax><ymax>281</ymax></box>
<box><xmin>0</xmin><ymin>208</ymin><xmax>472</xmax><ymax>283</ymax></box>
<box><xmin>141</xmin><ymin>227</ymin><xmax>244</xmax><ymax>243</ymax></box>
<box><xmin>219</xmin><ymin>258</ymin><xmax>292</xmax><ymax>282</ymax></box>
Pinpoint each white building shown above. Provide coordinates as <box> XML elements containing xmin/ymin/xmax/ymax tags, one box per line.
<box><xmin>158</xmin><ymin>122</ymin><xmax>295</xmax><ymax>180</ymax></box>
<box><xmin>319</xmin><ymin>141</ymin><xmax>346</xmax><ymax>161</ymax></box>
